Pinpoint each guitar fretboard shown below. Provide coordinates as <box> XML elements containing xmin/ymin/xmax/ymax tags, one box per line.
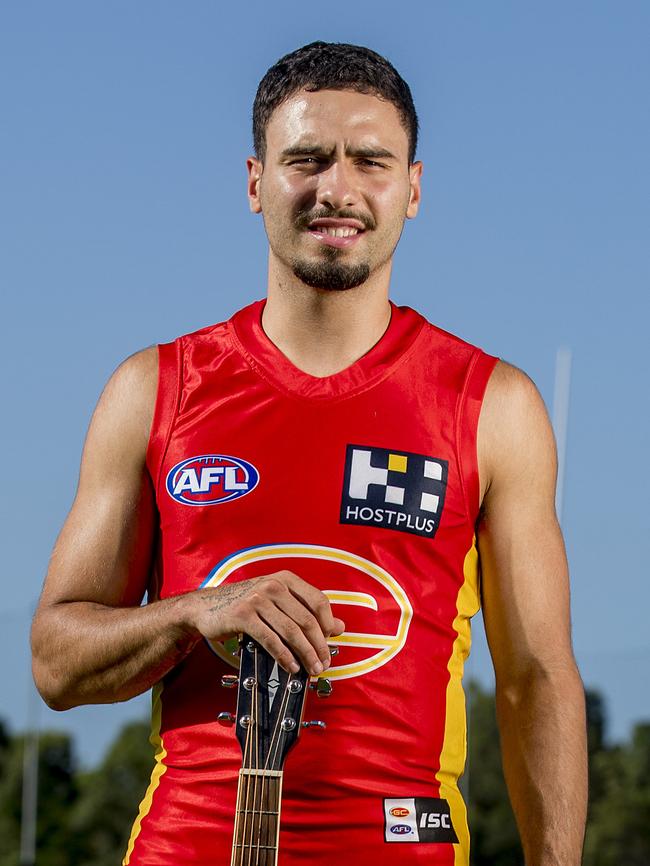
<box><xmin>231</xmin><ymin>769</ymin><xmax>283</xmax><ymax>866</ymax></box>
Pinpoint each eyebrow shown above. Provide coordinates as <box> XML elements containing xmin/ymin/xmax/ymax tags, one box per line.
<box><xmin>280</xmin><ymin>144</ymin><xmax>397</xmax><ymax>160</ymax></box>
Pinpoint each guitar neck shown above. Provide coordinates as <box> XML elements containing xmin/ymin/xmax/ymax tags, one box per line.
<box><xmin>231</xmin><ymin>768</ymin><xmax>284</xmax><ymax>866</ymax></box>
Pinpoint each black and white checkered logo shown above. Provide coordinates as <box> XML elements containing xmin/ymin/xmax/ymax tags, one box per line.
<box><xmin>340</xmin><ymin>445</ymin><xmax>448</xmax><ymax>539</ymax></box>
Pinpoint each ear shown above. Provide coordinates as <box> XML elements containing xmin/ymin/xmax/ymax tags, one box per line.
<box><xmin>247</xmin><ymin>157</ymin><xmax>263</xmax><ymax>213</ymax></box>
<box><xmin>406</xmin><ymin>161</ymin><xmax>423</xmax><ymax>219</ymax></box>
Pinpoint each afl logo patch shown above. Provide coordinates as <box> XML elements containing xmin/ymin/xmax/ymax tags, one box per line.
<box><xmin>166</xmin><ymin>454</ymin><xmax>259</xmax><ymax>506</ymax></box>
<box><xmin>390</xmin><ymin>825</ymin><xmax>412</xmax><ymax>836</ymax></box>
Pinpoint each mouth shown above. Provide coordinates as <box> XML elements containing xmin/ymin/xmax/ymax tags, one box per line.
<box><xmin>305</xmin><ymin>218</ymin><xmax>366</xmax><ymax>249</ymax></box>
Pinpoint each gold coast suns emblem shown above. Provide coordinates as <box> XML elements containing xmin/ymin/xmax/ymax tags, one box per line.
<box><xmin>202</xmin><ymin>543</ymin><xmax>413</xmax><ymax>679</ymax></box>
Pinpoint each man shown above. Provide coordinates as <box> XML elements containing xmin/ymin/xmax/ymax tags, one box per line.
<box><xmin>31</xmin><ymin>42</ymin><xmax>587</xmax><ymax>865</ymax></box>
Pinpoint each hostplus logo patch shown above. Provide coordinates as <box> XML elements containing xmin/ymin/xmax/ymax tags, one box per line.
<box><xmin>340</xmin><ymin>445</ymin><xmax>448</xmax><ymax>539</ymax></box>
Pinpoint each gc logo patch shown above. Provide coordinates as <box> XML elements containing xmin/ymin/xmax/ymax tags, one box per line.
<box><xmin>340</xmin><ymin>445</ymin><xmax>448</xmax><ymax>539</ymax></box>
<box><xmin>383</xmin><ymin>797</ymin><xmax>458</xmax><ymax>844</ymax></box>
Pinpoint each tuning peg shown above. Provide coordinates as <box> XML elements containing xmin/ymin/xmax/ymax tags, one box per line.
<box><xmin>309</xmin><ymin>678</ymin><xmax>333</xmax><ymax>698</ymax></box>
<box><xmin>301</xmin><ymin>720</ymin><xmax>327</xmax><ymax>730</ymax></box>
<box><xmin>220</xmin><ymin>675</ymin><xmax>239</xmax><ymax>688</ymax></box>
<box><xmin>328</xmin><ymin>646</ymin><xmax>339</xmax><ymax>657</ymax></box>
<box><xmin>217</xmin><ymin>712</ymin><xmax>235</xmax><ymax>726</ymax></box>
<box><xmin>223</xmin><ymin>637</ymin><xmax>240</xmax><ymax>656</ymax></box>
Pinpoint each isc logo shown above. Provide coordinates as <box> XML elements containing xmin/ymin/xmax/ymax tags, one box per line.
<box><xmin>166</xmin><ymin>454</ymin><xmax>259</xmax><ymax>506</ymax></box>
<box><xmin>419</xmin><ymin>813</ymin><xmax>452</xmax><ymax>829</ymax></box>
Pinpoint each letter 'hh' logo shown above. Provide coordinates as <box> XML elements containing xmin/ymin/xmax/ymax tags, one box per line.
<box><xmin>166</xmin><ymin>454</ymin><xmax>259</xmax><ymax>506</ymax></box>
<box><xmin>340</xmin><ymin>445</ymin><xmax>448</xmax><ymax>539</ymax></box>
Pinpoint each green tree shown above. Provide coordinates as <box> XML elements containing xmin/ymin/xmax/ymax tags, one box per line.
<box><xmin>70</xmin><ymin>720</ymin><xmax>153</xmax><ymax>866</ymax></box>
<box><xmin>0</xmin><ymin>730</ymin><xmax>81</xmax><ymax>866</ymax></box>
<box><xmin>583</xmin><ymin>722</ymin><xmax>650</xmax><ymax>866</ymax></box>
<box><xmin>466</xmin><ymin>680</ymin><xmax>523</xmax><ymax>865</ymax></box>
<box><xmin>0</xmin><ymin>720</ymin><xmax>10</xmax><ymax>780</ymax></box>
<box><xmin>586</xmin><ymin>688</ymin><xmax>607</xmax><ymax>806</ymax></box>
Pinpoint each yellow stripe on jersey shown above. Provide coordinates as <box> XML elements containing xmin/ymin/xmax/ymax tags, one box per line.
<box><xmin>122</xmin><ymin>683</ymin><xmax>168</xmax><ymax>865</ymax></box>
<box><xmin>435</xmin><ymin>538</ymin><xmax>481</xmax><ymax>866</ymax></box>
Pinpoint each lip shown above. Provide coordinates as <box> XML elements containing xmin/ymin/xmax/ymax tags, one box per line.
<box><xmin>307</xmin><ymin>229</ymin><xmax>364</xmax><ymax>249</ymax></box>
<box><xmin>308</xmin><ymin>218</ymin><xmax>366</xmax><ymax>231</ymax></box>
<box><xmin>306</xmin><ymin>217</ymin><xmax>367</xmax><ymax>249</ymax></box>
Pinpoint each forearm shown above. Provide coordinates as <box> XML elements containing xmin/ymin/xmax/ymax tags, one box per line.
<box><xmin>496</xmin><ymin>664</ymin><xmax>587</xmax><ymax>866</ymax></box>
<box><xmin>31</xmin><ymin>594</ymin><xmax>201</xmax><ymax>710</ymax></box>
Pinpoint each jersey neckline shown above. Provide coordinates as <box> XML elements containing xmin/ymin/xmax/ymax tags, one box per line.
<box><xmin>229</xmin><ymin>298</ymin><xmax>426</xmax><ymax>402</ymax></box>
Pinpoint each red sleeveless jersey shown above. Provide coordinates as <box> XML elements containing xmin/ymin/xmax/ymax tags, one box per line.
<box><xmin>123</xmin><ymin>299</ymin><xmax>498</xmax><ymax>866</ymax></box>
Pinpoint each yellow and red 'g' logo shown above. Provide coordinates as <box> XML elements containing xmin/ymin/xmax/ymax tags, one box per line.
<box><xmin>202</xmin><ymin>543</ymin><xmax>413</xmax><ymax>680</ymax></box>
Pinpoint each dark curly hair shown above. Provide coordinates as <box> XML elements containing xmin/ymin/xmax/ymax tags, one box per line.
<box><xmin>253</xmin><ymin>41</ymin><xmax>419</xmax><ymax>164</ymax></box>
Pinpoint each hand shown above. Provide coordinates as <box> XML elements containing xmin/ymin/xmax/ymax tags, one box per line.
<box><xmin>191</xmin><ymin>571</ymin><xmax>345</xmax><ymax>676</ymax></box>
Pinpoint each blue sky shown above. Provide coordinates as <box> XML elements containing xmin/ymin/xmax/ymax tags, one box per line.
<box><xmin>1</xmin><ymin>1</ymin><xmax>648</xmax><ymax>767</ymax></box>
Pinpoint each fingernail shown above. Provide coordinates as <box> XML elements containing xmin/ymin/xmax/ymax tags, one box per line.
<box><xmin>290</xmin><ymin>661</ymin><xmax>300</xmax><ymax>673</ymax></box>
<box><xmin>312</xmin><ymin>661</ymin><xmax>323</xmax><ymax>675</ymax></box>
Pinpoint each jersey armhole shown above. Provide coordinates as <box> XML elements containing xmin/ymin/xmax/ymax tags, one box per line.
<box><xmin>146</xmin><ymin>339</ymin><xmax>183</xmax><ymax>498</ymax></box>
<box><xmin>455</xmin><ymin>350</ymin><xmax>499</xmax><ymax>525</ymax></box>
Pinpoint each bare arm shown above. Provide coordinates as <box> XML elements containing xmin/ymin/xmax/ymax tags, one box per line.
<box><xmin>32</xmin><ymin>348</ymin><xmax>343</xmax><ymax>711</ymax></box>
<box><xmin>477</xmin><ymin>361</ymin><xmax>587</xmax><ymax>866</ymax></box>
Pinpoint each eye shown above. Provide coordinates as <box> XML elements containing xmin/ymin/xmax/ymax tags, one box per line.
<box><xmin>359</xmin><ymin>159</ymin><xmax>385</xmax><ymax>169</ymax></box>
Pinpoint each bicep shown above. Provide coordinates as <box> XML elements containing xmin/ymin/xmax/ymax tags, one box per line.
<box><xmin>477</xmin><ymin>362</ymin><xmax>575</xmax><ymax>686</ymax></box>
<box><xmin>39</xmin><ymin>347</ymin><xmax>158</xmax><ymax>609</ymax></box>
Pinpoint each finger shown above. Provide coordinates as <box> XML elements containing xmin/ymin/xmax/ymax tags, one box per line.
<box><xmin>276</xmin><ymin>572</ymin><xmax>344</xmax><ymax>644</ymax></box>
<box><xmin>244</xmin><ymin>612</ymin><xmax>301</xmax><ymax>674</ymax></box>
<box><xmin>256</xmin><ymin>599</ymin><xmax>326</xmax><ymax>676</ymax></box>
<box><xmin>272</xmin><ymin>591</ymin><xmax>337</xmax><ymax>670</ymax></box>
<box><xmin>260</xmin><ymin>574</ymin><xmax>332</xmax><ymax>667</ymax></box>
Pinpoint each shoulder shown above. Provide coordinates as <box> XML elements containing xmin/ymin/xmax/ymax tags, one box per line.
<box><xmin>87</xmin><ymin>346</ymin><xmax>159</xmax><ymax>465</ymax></box>
<box><xmin>482</xmin><ymin>359</ymin><xmax>546</xmax><ymax>420</ymax></box>
<box><xmin>100</xmin><ymin>345</ymin><xmax>159</xmax><ymax>414</ymax></box>
<box><xmin>478</xmin><ymin>360</ymin><xmax>557</xmax><ymax>504</ymax></box>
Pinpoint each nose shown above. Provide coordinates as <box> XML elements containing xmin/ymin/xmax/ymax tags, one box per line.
<box><xmin>315</xmin><ymin>160</ymin><xmax>358</xmax><ymax>210</ymax></box>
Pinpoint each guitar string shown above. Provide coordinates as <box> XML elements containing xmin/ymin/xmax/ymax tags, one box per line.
<box><xmin>231</xmin><ymin>684</ymin><xmax>245</xmax><ymax>866</ymax></box>
<box><xmin>232</xmin><ymin>680</ymin><xmax>253</xmax><ymax>866</ymax></box>
<box><xmin>238</xmin><ymin>645</ymin><xmax>301</xmax><ymax>865</ymax></box>
<box><xmin>243</xmin><ymin>644</ymin><xmax>281</xmax><ymax>866</ymax></box>
<box><xmin>252</xmin><ymin>654</ymin><xmax>292</xmax><ymax>866</ymax></box>
<box><xmin>258</xmin><ymin>667</ymin><xmax>295</xmax><ymax>865</ymax></box>
<box><xmin>248</xmin><ymin>647</ymin><xmax>261</xmax><ymax>866</ymax></box>
<box><xmin>239</xmin><ymin>646</ymin><xmax>257</xmax><ymax>866</ymax></box>
<box><xmin>252</xmin><ymin>648</ymin><xmax>261</xmax><ymax>866</ymax></box>
<box><xmin>253</xmin><ymin>648</ymin><xmax>289</xmax><ymax>866</ymax></box>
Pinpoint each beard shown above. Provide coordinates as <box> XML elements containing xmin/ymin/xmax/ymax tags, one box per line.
<box><xmin>284</xmin><ymin>207</ymin><xmax>374</xmax><ymax>291</ymax></box>
<box><xmin>290</xmin><ymin>252</ymin><xmax>371</xmax><ymax>291</ymax></box>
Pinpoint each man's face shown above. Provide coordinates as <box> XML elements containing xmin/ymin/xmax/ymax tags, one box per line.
<box><xmin>247</xmin><ymin>89</ymin><xmax>422</xmax><ymax>291</ymax></box>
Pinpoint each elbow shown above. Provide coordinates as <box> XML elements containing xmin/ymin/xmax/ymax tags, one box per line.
<box><xmin>32</xmin><ymin>666</ymin><xmax>76</xmax><ymax>712</ymax></box>
<box><xmin>31</xmin><ymin>652</ymin><xmax>79</xmax><ymax>712</ymax></box>
<box><xmin>495</xmin><ymin>657</ymin><xmax>584</xmax><ymax>711</ymax></box>
<box><xmin>31</xmin><ymin>615</ymin><xmax>79</xmax><ymax>712</ymax></box>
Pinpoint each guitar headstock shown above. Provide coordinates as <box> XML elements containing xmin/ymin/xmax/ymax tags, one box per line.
<box><xmin>232</xmin><ymin>637</ymin><xmax>311</xmax><ymax>772</ymax></box>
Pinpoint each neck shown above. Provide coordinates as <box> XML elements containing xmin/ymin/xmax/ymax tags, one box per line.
<box><xmin>231</xmin><ymin>768</ymin><xmax>283</xmax><ymax>866</ymax></box>
<box><xmin>262</xmin><ymin>261</ymin><xmax>393</xmax><ymax>378</ymax></box>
